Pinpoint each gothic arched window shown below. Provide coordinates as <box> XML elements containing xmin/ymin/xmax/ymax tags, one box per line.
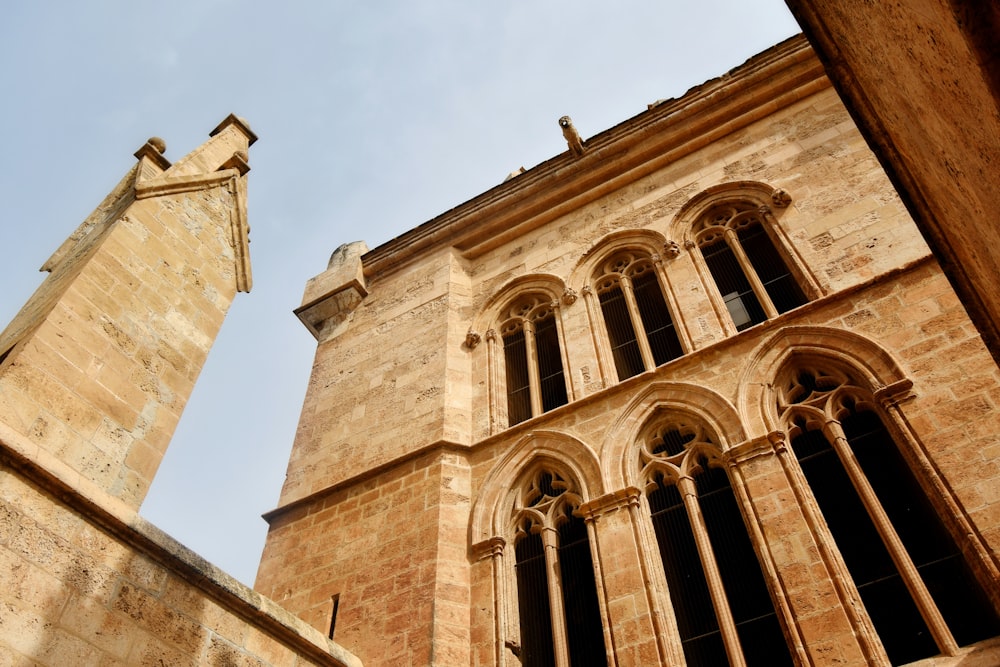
<box><xmin>500</xmin><ymin>294</ymin><xmax>568</xmax><ymax>426</ymax></box>
<box><xmin>593</xmin><ymin>251</ymin><xmax>683</xmax><ymax>381</ymax></box>
<box><xmin>779</xmin><ymin>367</ymin><xmax>1000</xmax><ymax>664</ymax></box>
<box><xmin>512</xmin><ymin>469</ymin><xmax>607</xmax><ymax>666</ymax></box>
<box><xmin>694</xmin><ymin>201</ymin><xmax>806</xmax><ymax>331</ymax></box>
<box><xmin>640</xmin><ymin>419</ymin><xmax>793</xmax><ymax>666</ymax></box>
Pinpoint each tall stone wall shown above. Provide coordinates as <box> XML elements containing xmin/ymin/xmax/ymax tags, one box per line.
<box><xmin>259</xmin><ymin>38</ymin><xmax>1000</xmax><ymax>666</ymax></box>
<box><xmin>0</xmin><ymin>120</ymin><xmax>363</xmax><ymax>667</ymax></box>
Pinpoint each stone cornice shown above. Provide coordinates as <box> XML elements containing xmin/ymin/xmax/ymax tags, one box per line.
<box><xmin>360</xmin><ymin>35</ymin><xmax>826</xmax><ymax>279</ymax></box>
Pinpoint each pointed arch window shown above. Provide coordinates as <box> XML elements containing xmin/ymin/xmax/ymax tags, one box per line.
<box><xmin>501</xmin><ymin>294</ymin><xmax>568</xmax><ymax>426</ymax></box>
<box><xmin>512</xmin><ymin>469</ymin><xmax>607</xmax><ymax>666</ymax></box>
<box><xmin>694</xmin><ymin>201</ymin><xmax>806</xmax><ymax>331</ymax></box>
<box><xmin>779</xmin><ymin>368</ymin><xmax>1000</xmax><ymax>664</ymax></box>
<box><xmin>640</xmin><ymin>419</ymin><xmax>793</xmax><ymax>666</ymax></box>
<box><xmin>594</xmin><ymin>251</ymin><xmax>683</xmax><ymax>381</ymax></box>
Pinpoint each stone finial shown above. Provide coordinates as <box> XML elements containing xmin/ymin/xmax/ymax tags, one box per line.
<box><xmin>133</xmin><ymin>137</ymin><xmax>172</xmax><ymax>169</ymax></box>
<box><xmin>559</xmin><ymin>116</ymin><xmax>585</xmax><ymax>156</ymax></box>
<box><xmin>148</xmin><ymin>137</ymin><xmax>167</xmax><ymax>154</ymax></box>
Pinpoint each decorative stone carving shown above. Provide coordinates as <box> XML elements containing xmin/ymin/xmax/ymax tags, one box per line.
<box><xmin>771</xmin><ymin>188</ymin><xmax>792</xmax><ymax>207</ymax></box>
<box><xmin>561</xmin><ymin>287</ymin><xmax>578</xmax><ymax>305</ymax></box>
<box><xmin>485</xmin><ymin>328</ymin><xmax>497</xmax><ymax>342</ymax></box>
<box><xmin>558</xmin><ymin>116</ymin><xmax>585</xmax><ymax>156</ymax></box>
<box><xmin>663</xmin><ymin>240</ymin><xmax>682</xmax><ymax>258</ymax></box>
<box><xmin>465</xmin><ymin>330</ymin><xmax>481</xmax><ymax>349</ymax></box>
<box><xmin>581</xmin><ymin>285</ymin><xmax>593</xmax><ymax>296</ymax></box>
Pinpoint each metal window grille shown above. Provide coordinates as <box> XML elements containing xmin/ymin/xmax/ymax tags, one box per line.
<box><xmin>503</xmin><ymin>328</ymin><xmax>532</xmax><ymax>426</ymax></box>
<box><xmin>598</xmin><ymin>283</ymin><xmax>644</xmax><ymax>380</ymax></box>
<box><xmin>645</xmin><ymin>426</ymin><xmax>794</xmax><ymax>666</ymax></box>
<box><xmin>785</xmin><ymin>370</ymin><xmax>1000</xmax><ymax>664</ymax></box>
<box><xmin>632</xmin><ymin>269</ymin><xmax>683</xmax><ymax>366</ymax></box>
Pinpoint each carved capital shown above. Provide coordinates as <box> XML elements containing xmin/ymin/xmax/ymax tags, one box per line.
<box><xmin>578</xmin><ymin>487</ymin><xmax>642</xmax><ymax>521</ymax></box>
<box><xmin>873</xmin><ymin>378</ymin><xmax>915</xmax><ymax>408</ymax></box>
<box><xmin>727</xmin><ymin>434</ymin><xmax>780</xmax><ymax>465</ymax></box>
<box><xmin>771</xmin><ymin>188</ymin><xmax>792</xmax><ymax>208</ymax></box>
<box><xmin>561</xmin><ymin>287</ymin><xmax>578</xmax><ymax>306</ymax></box>
<box><xmin>663</xmin><ymin>240</ymin><xmax>682</xmax><ymax>258</ymax></box>
<box><xmin>470</xmin><ymin>536</ymin><xmax>506</xmax><ymax>561</ymax></box>
<box><xmin>485</xmin><ymin>328</ymin><xmax>497</xmax><ymax>342</ymax></box>
<box><xmin>581</xmin><ymin>285</ymin><xmax>593</xmax><ymax>296</ymax></box>
<box><xmin>465</xmin><ymin>330</ymin><xmax>482</xmax><ymax>349</ymax></box>
<box><xmin>758</xmin><ymin>204</ymin><xmax>773</xmax><ymax>217</ymax></box>
<box><xmin>684</xmin><ymin>239</ymin><xmax>697</xmax><ymax>250</ymax></box>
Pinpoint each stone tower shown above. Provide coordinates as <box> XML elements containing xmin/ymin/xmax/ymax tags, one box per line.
<box><xmin>0</xmin><ymin>118</ymin><xmax>362</xmax><ymax>666</ymax></box>
<box><xmin>256</xmin><ymin>36</ymin><xmax>1000</xmax><ymax>666</ymax></box>
<box><xmin>0</xmin><ymin>115</ymin><xmax>254</xmax><ymax>510</ymax></box>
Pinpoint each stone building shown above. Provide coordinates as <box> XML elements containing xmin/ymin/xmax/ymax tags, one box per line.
<box><xmin>255</xmin><ymin>35</ymin><xmax>1000</xmax><ymax>667</ymax></box>
<box><xmin>0</xmin><ymin>117</ymin><xmax>361</xmax><ymax>666</ymax></box>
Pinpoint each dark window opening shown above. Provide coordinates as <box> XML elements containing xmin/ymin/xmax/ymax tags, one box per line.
<box><xmin>792</xmin><ymin>410</ymin><xmax>1000</xmax><ymax>664</ymax></box>
<box><xmin>737</xmin><ymin>225</ymin><xmax>806</xmax><ymax>315</ymax></box>
<box><xmin>328</xmin><ymin>594</ymin><xmax>340</xmax><ymax>639</ymax></box>
<box><xmin>701</xmin><ymin>239</ymin><xmax>765</xmax><ymax>331</ymax></box>
<box><xmin>504</xmin><ymin>329</ymin><xmax>531</xmax><ymax>426</ymax></box>
<box><xmin>558</xmin><ymin>515</ymin><xmax>608</xmax><ymax>666</ymax></box>
<box><xmin>695</xmin><ymin>463</ymin><xmax>793</xmax><ymax>667</ymax></box>
<box><xmin>649</xmin><ymin>477</ymin><xmax>727</xmax><ymax>665</ymax></box>
<box><xmin>599</xmin><ymin>285</ymin><xmax>644</xmax><ymax>380</ymax></box>
<box><xmin>534</xmin><ymin>315</ymin><xmax>568</xmax><ymax>414</ymax></box>
<box><xmin>515</xmin><ymin>531</ymin><xmax>555</xmax><ymax>667</ymax></box>
<box><xmin>632</xmin><ymin>270</ymin><xmax>683</xmax><ymax>367</ymax></box>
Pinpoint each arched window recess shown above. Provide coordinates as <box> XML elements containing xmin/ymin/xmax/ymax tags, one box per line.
<box><xmin>572</xmin><ymin>231</ymin><xmax>691</xmax><ymax>386</ymax></box>
<box><xmin>508</xmin><ymin>466</ymin><xmax>607</xmax><ymax>667</ymax></box>
<box><xmin>591</xmin><ymin>250</ymin><xmax>685</xmax><ymax>382</ymax></box>
<box><xmin>675</xmin><ymin>183</ymin><xmax>821</xmax><ymax>335</ymax></box>
<box><xmin>469</xmin><ymin>276</ymin><xmax>574</xmax><ymax>432</ymax></box>
<box><xmin>639</xmin><ymin>417</ymin><xmax>794</xmax><ymax>667</ymax></box>
<box><xmin>777</xmin><ymin>365</ymin><xmax>1000</xmax><ymax>665</ymax></box>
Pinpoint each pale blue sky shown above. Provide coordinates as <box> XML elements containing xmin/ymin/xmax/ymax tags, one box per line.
<box><xmin>0</xmin><ymin>2</ymin><xmax>800</xmax><ymax>585</ymax></box>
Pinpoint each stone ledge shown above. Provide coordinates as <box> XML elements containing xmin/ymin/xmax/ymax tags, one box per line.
<box><xmin>0</xmin><ymin>420</ymin><xmax>363</xmax><ymax>667</ymax></box>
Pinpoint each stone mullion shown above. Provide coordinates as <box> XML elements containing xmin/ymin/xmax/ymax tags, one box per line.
<box><xmin>581</xmin><ymin>285</ymin><xmax>615</xmax><ymax>388</ymax></box>
<box><xmin>522</xmin><ymin>320</ymin><xmax>543</xmax><ymax>418</ymax></box>
<box><xmin>651</xmin><ymin>254</ymin><xmax>693</xmax><ymax>353</ymax></box>
<box><xmin>539</xmin><ymin>526</ymin><xmax>571</xmax><ymax>667</ymax></box>
<box><xmin>616</xmin><ymin>487</ymin><xmax>680</xmax><ymax>666</ymax></box>
<box><xmin>677</xmin><ymin>475</ymin><xmax>746</xmax><ymax>667</ymax></box>
<box><xmin>486</xmin><ymin>330</ymin><xmax>504</xmax><ymax>435</ymax></box>
<box><xmin>550</xmin><ymin>302</ymin><xmax>574</xmax><ymax>403</ymax></box>
<box><xmin>691</xmin><ymin>235</ymin><xmax>738</xmax><ymax>336</ymax></box>
<box><xmin>825</xmin><ymin>420</ymin><xmax>959</xmax><ymax>656</ymax></box>
<box><xmin>725</xmin><ymin>441</ymin><xmax>810</xmax><ymax>665</ymax></box>
<box><xmin>875</xmin><ymin>383</ymin><xmax>1000</xmax><ymax>608</ymax></box>
<box><xmin>758</xmin><ymin>205</ymin><xmax>823</xmax><ymax>299</ymax></box>
<box><xmin>620</xmin><ymin>274</ymin><xmax>656</xmax><ymax>371</ymax></box>
<box><xmin>472</xmin><ymin>537</ymin><xmax>520</xmax><ymax>667</ymax></box>
<box><xmin>724</xmin><ymin>227</ymin><xmax>778</xmax><ymax>319</ymax></box>
<box><xmin>770</xmin><ymin>431</ymin><xmax>889</xmax><ymax>665</ymax></box>
<box><xmin>581</xmin><ymin>513</ymin><xmax>617</xmax><ymax>667</ymax></box>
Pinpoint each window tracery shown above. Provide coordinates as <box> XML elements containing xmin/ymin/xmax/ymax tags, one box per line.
<box><xmin>693</xmin><ymin>200</ymin><xmax>807</xmax><ymax>331</ymax></box>
<box><xmin>639</xmin><ymin>417</ymin><xmax>793</xmax><ymax>666</ymax></box>
<box><xmin>592</xmin><ymin>250</ymin><xmax>684</xmax><ymax>382</ymax></box>
<box><xmin>777</xmin><ymin>366</ymin><xmax>1000</xmax><ymax>664</ymax></box>
<box><xmin>500</xmin><ymin>294</ymin><xmax>568</xmax><ymax>426</ymax></box>
<box><xmin>510</xmin><ymin>467</ymin><xmax>606</xmax><ymax>667</ymax></box>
